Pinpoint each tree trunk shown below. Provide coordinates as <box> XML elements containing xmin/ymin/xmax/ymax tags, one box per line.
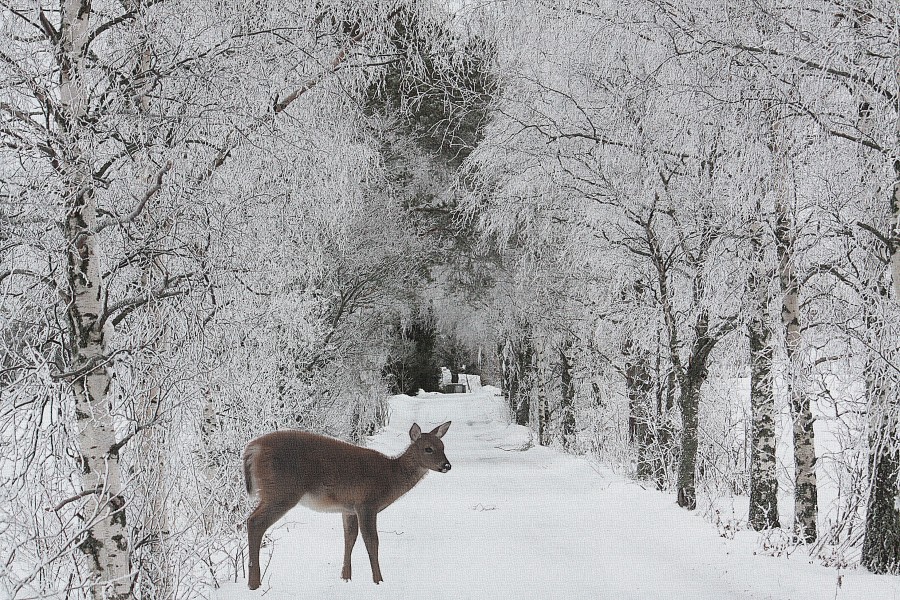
<box><xmin>200</xmin><ymin>386</ymin><xmax>220</xmax><ymax>532</ymax></box>
<box><xmin>625</xmin><ymin>339</ymin><xmax>654</xmax><ymax>480</ymax></box>
<box><xmin>60</xmin><ymin>1</ymin><xmax>131</xmax><ymax>596</ymax></box>
<box><xmin>535</xmin><ymin>340</ymin><xmax>550</xmax><ymax>446</ymax></box>
<box><xmin>133</xmin><ymin>47</ymin><xmax>172</xmax><ymax>589</ymax></box>
<box><xmin>676</xmin><ymin>309</ymin><xmax>717</xmax><ymax>511</ymax></box>
<box><xmin>653</xmin><ymin>360</ymin><xmax>677</xmax><ymax>489</ymax></box>
<box><xmin>748</xmin><ymin>314</ymin><xmax>779</xmax><ymax>529</ymax></box>
<box><xmin>861</xmin><ymin>362</ymin><xmax>900</xmax><ymax>573</ymax></box>
<box><xmin>559</xmin><ymin>341</ymin><xmax>576</xmax><ymax>450</ymax></box>
<box><xmin>135</xmin><ymin>381</ymin><xmax>171</xmax><ymax>597</ymax></box>
<box><xmin>676</xmin><ymin>373</ymin><xmax>703</xmax><ymax>510</ymax></box>
<box><xmin>861</xmin><ymin>98</ymin><xmax>900</xmax><ymax>573</ymax></box>
<box><xmin>590</xmin><ymin>381</ymin><xmax>603</xmax><ymax>408</ymax></box>
<box><xmin>503</xmin><ymin>335</ymin><xmax>532</xmax><ymax>427</ymax></box>
<box><xmin>748</xmin><ymin>220</ymin><xmax>779</xmax><ymax>530</ymax></box>
<box><xmin>65</xmin><ymin>171</ymin><xmax>132</xmax><ymax>600</ymax></box>
<box><xmin>775</xmin><ymin>196</ymin><xmax>818</xmax><ymax>543</ymax></box>
<box><xmin>649</xmin><ymin>223</ymin><xmax>719</xmax><ymax>509</ymax></box>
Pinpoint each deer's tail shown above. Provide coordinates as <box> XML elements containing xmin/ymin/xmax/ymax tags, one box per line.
<box><xmin>243</xmin><ymin>444</ymin><xmax>258</xmax><ymax>498</ymax></box>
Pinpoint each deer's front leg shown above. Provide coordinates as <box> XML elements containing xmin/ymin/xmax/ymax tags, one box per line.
<box><xmin>357</xmin><ymin>507</ymin><xmax>382</xmax><ymax>584</ymax></box>
<box><xmin>341</xmin><ymin>513</ymin><xmax>359</xmax><ymax>581</ymax></box>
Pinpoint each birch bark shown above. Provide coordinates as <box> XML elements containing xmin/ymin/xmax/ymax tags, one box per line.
<box><xmin>774</xmin><ymin>193</ymin><xmax>818</xmax><ymax>543</ymax></box>
<box><xmin>747</xmin><ymin>218</ymin><xmax>779</xmax><ymax>530</ymax></box>
<box><xmin>534</xmin><ymin>336</ymin><xmax>551</xmax><ymax>446</ymax></box>
<box><xmin>66</xmin><ymin>213</ymin><xmax>131</xmax><ymax>598</ymax></box>
<box><xmin>558</xmin><ymin>339</ymin><xmax>576</xmax><ymax>450</ymax></box>
<box><xmin>59</xmin><ymin>1</ymin><xmax>131</xmax><ymax>594</ymax></box>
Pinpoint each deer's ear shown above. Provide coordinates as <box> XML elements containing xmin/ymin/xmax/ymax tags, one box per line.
<box><xmin>409</xmin><ymin>423</ymin><xmax>422</xmax><ymax>441</ymax></box>
<box><xmin>431</xmin><ymin>421</ymin><xmax>451</xmax><ymax>439</ymax></box>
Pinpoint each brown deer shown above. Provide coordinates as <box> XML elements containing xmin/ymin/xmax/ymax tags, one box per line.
<box><xmin>243</xmin><ymin>421</ymin><xmax>452</xmax><ymax>590</ymax></box>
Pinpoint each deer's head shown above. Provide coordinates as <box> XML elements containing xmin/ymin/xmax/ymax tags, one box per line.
<box><xmin>409</xmin><ymin>422</ymin><xmax>452</xmax><ymax>473</ymax></box>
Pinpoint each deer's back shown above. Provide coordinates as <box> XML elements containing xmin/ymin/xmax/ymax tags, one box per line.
<box><xmin>246</xmin><ymin>430</ymin><xmax>391</xmax><ymax>512</ymax></box>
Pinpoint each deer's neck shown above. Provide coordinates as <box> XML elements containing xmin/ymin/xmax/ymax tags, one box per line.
<box><xmin>390</xmin><ymin>446</ymin><xmax>428</xmax><ymax>496</ymax></box>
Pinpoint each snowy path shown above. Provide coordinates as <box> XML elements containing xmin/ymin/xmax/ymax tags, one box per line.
<box><xmin>216</xmin><ymin>388</ymin><xmax>900</xmax><ymax>599</ymax></box>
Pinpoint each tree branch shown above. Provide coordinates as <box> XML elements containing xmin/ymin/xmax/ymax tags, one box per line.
<box><xmin>101</xmin><ymin>274</ymin><xmax>195</xmax><ymax>328</ymax></box>
<box><xmin>46</xmin><ymin>487</ymin><xmax>102</xmax><ymax>512</ymax></box>
<box><xmin>96</xmin><ymin>160</ymin><xmax>173</xmax><ymax>233</ymax></box>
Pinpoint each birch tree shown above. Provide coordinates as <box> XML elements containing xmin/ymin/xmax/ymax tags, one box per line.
<box><xmin>747</xmin><ymin>209</ymin><xmax>780</xmax><ymax>530</ymax></box>
<box><xmin>648</xmin><ymin>0</ymin><xmax>897</xmax><ymax>563</ymax></box>
<box><xmin>462</xmin><ymin>1</ymin><xmax>745</xmax><ymax>500</ymax></box>
<box><xmin>1</xmin><ymin>0</ymin><xmax>466</xmax><ymax>595</ymax></box>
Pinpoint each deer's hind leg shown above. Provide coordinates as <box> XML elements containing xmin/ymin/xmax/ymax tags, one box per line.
<box><xmin>341</xmin><ymin>512</ymin><xmax>359</xmax><ymax>581</ymax></box>
<box><xmin>247</xmin><ymin>501</ymin><xmax>292</xmax><ymax>590</ymax></box>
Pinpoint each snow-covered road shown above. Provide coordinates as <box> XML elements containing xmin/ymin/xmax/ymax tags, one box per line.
<box><xmin>216</xmin><ymin>388</ymin><xmax>900</xmax><ymax>599</ymax></box>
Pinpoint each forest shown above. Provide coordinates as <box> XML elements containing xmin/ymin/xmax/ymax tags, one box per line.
<box><xmin>0</xmin><ymin>0</ymin><xmax>898</xmax><ymax>598</ymax></box>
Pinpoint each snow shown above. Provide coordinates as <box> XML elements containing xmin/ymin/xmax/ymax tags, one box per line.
<box><xmin>215</xmin><ymin>387</ymin><xmax>900</xmax><ymax>599</ymax></box>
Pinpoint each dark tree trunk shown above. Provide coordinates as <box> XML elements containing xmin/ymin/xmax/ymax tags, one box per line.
<box><xmin>861</xmin><ymin>292</ymin><xmax>900</xmax><ymax>571</ymax></box>
<box><xmin>652</xmin><ymin>362</ymin><xmax>677</xmax><ymax>489</ymax></box>
<box><xmin>498</xmin><ymin>341</ymin><xmax>512</xmax><ymax>409</ymax></box>
<box><xmin>535</xmin><ymin>345</ymin><xmax>550</xmax><ymax>446</ymax></box>
<box><xmin>536</xmin><ymin>390</ymin><xmax>550</xmax><ymax>446</ymax></box>
<box><xmin>862</xmin><ymin>162</ymin><xmax>900</xmax><ymax>572</ymax></box>
<box><xmin>676</xmin><ymin>374</ymin><xmax>703</xmax><ymax>510</ymax></box>
<box><xmin>645</xmin><ymin>215</ymin><xmax>728</xmax><ymax>510</ymax></box>
<box><xmin>500</xmin><ymin>336</ymin><xmax>533</xmax><ymax>427</ymax></box>
<box><xmin>591</xmin><ymin>381</ymin><xmax>603</xmax><ymax>408</ymax></box>
<box><xmin>515</xmin><ymin>384</ymin><xmax>530</xmax><ymax>426</ymax></box>
<box><xmin>625</xmin><ymin>339</ymin><xmax>654</xmax><ymax>480</ymax></box>
<box><xmin>861</xmin><ymin>405</ymin><xmax>900</xmax><ymax>573</ymax></box>
<box><xmin>676</xmin><ymin>315</ymin><xmax>716</xmax><ymax>511</ymax></box>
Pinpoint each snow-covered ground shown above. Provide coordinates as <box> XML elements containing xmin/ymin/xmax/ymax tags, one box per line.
<box><xmin>216</xmin><ymin>387</ymin><xmax>900</xmax><ymax>599</ymax></box>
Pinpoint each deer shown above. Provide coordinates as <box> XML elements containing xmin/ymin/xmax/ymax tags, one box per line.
<box><xmin>242</xmin><ymin>421</ymin><xmax>452</xmax><ymax>590</ymax></box>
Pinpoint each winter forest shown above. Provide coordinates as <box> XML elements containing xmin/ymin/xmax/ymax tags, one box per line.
<box><xmin>0</xmin><ymin>0</ymin><xmax>898</xmax><ymax>597</ymax></box>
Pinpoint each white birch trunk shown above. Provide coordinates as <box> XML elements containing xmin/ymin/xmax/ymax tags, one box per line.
<box><xmin>60</xmin><ymin>1</ymin><xmax>131</xmax><ymax>595</ymax></box>
<box><xmin>748</xmin><ymin>218</ymin><xmax>779</xmax><ymax>530</ymax></box>
<box><xmin>65</xmin><ymin>163</ymin><xmax>132</xmax><ymax>599</ymax></box>
<box><xmin>200</xmin><ymin>386</ymin><xmax>220</xmax><ymax>534</ymax></box>
<box><xmin>775</xmin><ymin>194</ymin><xmax>818</xmax><ymax>543</ymax></box>
<box><xmin>533</xmin><ymin>334</ymin><xmax>551</xmax><ymax>446</ymax></box>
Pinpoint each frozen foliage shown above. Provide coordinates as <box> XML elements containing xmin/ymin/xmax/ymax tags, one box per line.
<box><xmin>460</xmin><ymin>0</ymin><xmax>900</xmax><ymax>575</ymax></box>
<box><xmin>1</xmin><ymin>0</ymin><xmax>898</xmax><ymax>596</ymax></box>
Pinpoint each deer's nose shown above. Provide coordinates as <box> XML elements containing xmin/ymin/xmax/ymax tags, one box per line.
<box><xmin>441</xmin><ymin>462</ymin><xmax>451</xmax><ymax>472</ymax></box>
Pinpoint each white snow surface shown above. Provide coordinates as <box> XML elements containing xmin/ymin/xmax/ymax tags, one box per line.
<box><xmin>216</xmin><ymin>388</ymin><xmax>900</xmax><ymax>599</ymax></box>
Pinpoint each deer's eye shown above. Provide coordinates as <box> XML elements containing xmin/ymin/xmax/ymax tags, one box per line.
<box><xmin>425</xmin><ymin>447</ymin><xmax>434</xmax><ymax>454</ymax></box>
